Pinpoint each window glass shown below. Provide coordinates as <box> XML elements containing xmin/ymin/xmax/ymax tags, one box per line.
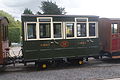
<box><xmin>111</xmin><ymin>24</ymin><xmax>118</xmax><ymax>34</ymax></box>
<box><xmin>39</xmin><ymin>23</ymin><xmax>51</xmax><ymax>38</ymax></box>
<box><xmin>5</xmin><ymin>26</ymin><xmax>8</xmax><ymax>40</ymax></box>
<box><xmin>53</xmin><ymin>23</ymin><xmax>62</xmax><ymax>38</ymax></box>
<box><xmin>1</xmin><ymin>25</ymin><xmax>8</xmax><ymax>41</ymax></box>
<box><xmin>4</xmin><ymin>26</ymin><xmax>7</xmax><ymax>41</ymax></box>
<box><xmin>3</xmin><ymin>25</ymin><xmax>6</xmax><ymax>41</ymax></box>
<box><xmin>39</xmin><ymin>19</ymin><xmax>51</xmax><ymax>22</ymax></box>
<box><xmin>77</xmin><ymin>23</ymin><xmax>86</xmax><ymax>37</ymax></box>
<box><xmin>76</xmin><ymin>19</ymin><xmax>87</xmax><ymax>22</ymax></box>
<box><xmin>66</xmin><ymin>23</ymin><xmax>74</xmax><ymax>37</ymax></box>
<box><xmin>1</xmin><ymin>25</ymin><xmax>4</xmax><ymax>41</ymax></box>
<box><xmin>89</xmin><ymin>23</ymin><xmax>95</xmax><ymax>36</ymax></box>
<box><xmin>27</xmin><ymin>23</ymin><xmax>36</xmax><ymax>39</ymax></box>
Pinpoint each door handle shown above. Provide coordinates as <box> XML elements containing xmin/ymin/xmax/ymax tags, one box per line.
<box><xmin>50</xmin><ymin>41</ymin><xmax>54</xmax><ymax>44</ymax></box>
<box><xmin>89</xmin><ymin>39</ymin><xmax>94</xmax><ymax>42</ymax></box>
<box><xmin>87</xmin><ymin>39</ymin><xmax>94</xmax><ymax>43</ymax></box>
<box><xmin>50</xmin><ymin>40</ymin><xmax>59</xmax><ymax>44</ymax></box>
<box><xmin>54</xmin><ymin>41</ymin><xmax>59</xmax><ymax>44</ymax></box>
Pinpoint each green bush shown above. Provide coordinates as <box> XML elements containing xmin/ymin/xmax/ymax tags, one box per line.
<box><xmin>8</xmin><ymin>28</ymin><xmax>21</xmax><ymax>43</ymax></box>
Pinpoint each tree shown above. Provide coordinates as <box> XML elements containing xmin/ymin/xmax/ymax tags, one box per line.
<box><xmin>8</xmin><ymin>28</ymin><xmax>20</xmax><ymax>43</ymax></box>
<box><xmin>23</xmin><ymin>8</ymin><xmax>33</xmax><ymax>14</ymax></box>
<box><xmin>36</xmin><ymin>11</ymin><xmax>42</xmax><ymax>15</ymax></box>
<box><xmin>40</xmin><ymin>1</ymin><xmax>66</xmax><ymax>15</ymax></box>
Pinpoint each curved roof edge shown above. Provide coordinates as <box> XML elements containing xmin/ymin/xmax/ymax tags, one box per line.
<box><xmin>0</xmin><ymin>16</ymin><xmax>9</xmax><ymax>23</ymax></box>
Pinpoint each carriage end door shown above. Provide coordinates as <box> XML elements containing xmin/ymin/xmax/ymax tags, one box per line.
<box><xmin>111</xmin><ymin>23</ymin><xmax>120</xmax><ymax>51</ymax></box>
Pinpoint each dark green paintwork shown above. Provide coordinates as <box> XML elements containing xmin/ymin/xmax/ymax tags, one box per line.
<box><xmin>21</xmin><ymin>15</ymin><xmax>99</xmax><ymax>22</ymax></box>
<box><xmin>23</xmin><ymin>38</ymin><xmax>100</xmax><ymax>60</ymax></box>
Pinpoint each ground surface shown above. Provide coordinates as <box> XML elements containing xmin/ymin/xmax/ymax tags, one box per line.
<box><xmin>1</xmin><ymin>59</ymin><xmax>120</xmax><ymax>80</ymax></box>
<box><xmin>1</xmin><ymin>47</ymin><xmax>120</xmax><ymax>80</ymax></box>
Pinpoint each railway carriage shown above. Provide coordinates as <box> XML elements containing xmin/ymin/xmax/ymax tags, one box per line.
<box><xmin>99</xmin><ymin>18</ymin><xmax>120</xmax><ymax>58</ymax></box>
<box><xmin>0</xmin><ymin>16</ymin><xmax>9</xmax><ymax>66</ymax></box>
<box><xmin>21</xmin><ymin>15</ymin><xmax>100</xmax><ymax>68</ymax></box>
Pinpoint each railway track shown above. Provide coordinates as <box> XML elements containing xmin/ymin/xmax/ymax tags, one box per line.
<box><xmin>1</xmin><ymin>58</ymin><xmax>120</xmax><ymax>80</ymax></box>
<box><xmin>3</xmin><ymin>58</ymin><xmax>120</xmax><ymax>72</ymax></box>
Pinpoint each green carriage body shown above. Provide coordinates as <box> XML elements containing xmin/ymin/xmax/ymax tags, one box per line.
<box><xmin>21</xmin><ymin>15</ymin><xmax>100</xmax><ymax>62</ymax></box>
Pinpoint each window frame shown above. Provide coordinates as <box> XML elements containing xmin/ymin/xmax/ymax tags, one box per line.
<box><xmin>1</xmin><ymin>24</ymin><xmax>4</xmax><ymax>41</ymax></box>
<box><xmin>4</xmin><ymin>26</ymin><xmax>8</xmax><ymax>41</ymax></box>
<box><xmin>37</xmin><ymin>17</ymin><xmax>53</xmax><ymax>40</ymax></box>
<box><xmin>39</xmin><ymin>22</ymin><xmax>52</xmax><ymax>39</ymax></box>
<box><xmin>25</xmin><ymin>22</ymin><xmax>37</xmax><ymax>41</ymax></box>
<box><xmin>111</xmin><ymin>23</ymin><xmax>118</xmax><ymax>34</ymax></box>
<box><xmin>88</xmin><ymin>22</ymin><xmax>98</xmax><ymax>38</ymax></box>
<box><xmin>2</xmin><ymin>24</ymin><xmax>6</xmax><ymax>41</ymax></box>
<box><xmin>75</xmin><ymin>18</ymin><xmax>98</xmax><ymax>39</ymax></box>
<box><xmin>75</xmin><ymin>18</ymin><xmax>88</xmax><ymax>38</ymax></box>
<box><xmin>24</xmin><ymin>17</ymin><xmax>98</xmax><ymax>41</ymax></box>
<box><xmin>65</xmin><ymin>22</ymin><xmax>76</xmax><ymax>39</ymax></box>
<box><xmin>76</xmin><ymin>22</ymin><xmax>87</xmax><ymax>38</ymax></box>
<box><xmin>53</xmin><ymin>22</ymin><xmax>63</xmax><ymax>39</ymax></box>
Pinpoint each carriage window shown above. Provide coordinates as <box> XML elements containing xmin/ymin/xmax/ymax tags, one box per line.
<box><xmin>111</xmin><ymin>24</ymin><xmax>118</xmax><ymax>34</ymax></box>
<box><xmin>76</xmin><ymin>19</ymin><xmax>87</xmax><ymax>22</ymax></box>
<box><xmin>89</xmin><ymin>23</ymin><xmax>95</xmax><ymax>36</ymax></box>
<box><xmin>2</xmin><ymin>25</ymin><xmax>7</xmax><ymax>41</ymax></box>
<box><xmin>53</xmin><ymin>23</ymin><xmax>62</xmax><ymax>38</ymax></box>
<box><xmin>66</xmin><ymin>23</ymin><xmax>74</xmax><ymax>37</ymax></box>
<box><xmin>77</xmin><ymin>23</ymin><xmax>86</xmax><ymax>37</ymax></box>
<box><xmin>1</xmin><ymin>25</ymin><xmax>7</xmax><ymax>41</ymax></box>
<box><xmin>27</xmin><ymin>23</ymin><xmax>36</xmax><ymax>39</ymax></box>
<box><xmin>39</xmin><ymin>23</ymin><xmax>51</xmax><ymax>38</ymax></box>
<box><xmin>39</xmin><ymin>19</ymin><xmax>51</xmax><ymax>22</ymax></box>
<box><xmin>4</xmin><ymin>26</ymin><xmax>8</xmax><ymax>41</ymax></box>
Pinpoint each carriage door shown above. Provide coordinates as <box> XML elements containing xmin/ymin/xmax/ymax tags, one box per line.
<box><xmin>111</xmin><ymin>23</ymin><xmax>120</xmax><ymax>51</ymax></box>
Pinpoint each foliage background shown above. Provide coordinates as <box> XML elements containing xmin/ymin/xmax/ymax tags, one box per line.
<box><xmin>8</xmin><ymin>28</ymin><xmax>20</xmax><ymax>43</ymax></box>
